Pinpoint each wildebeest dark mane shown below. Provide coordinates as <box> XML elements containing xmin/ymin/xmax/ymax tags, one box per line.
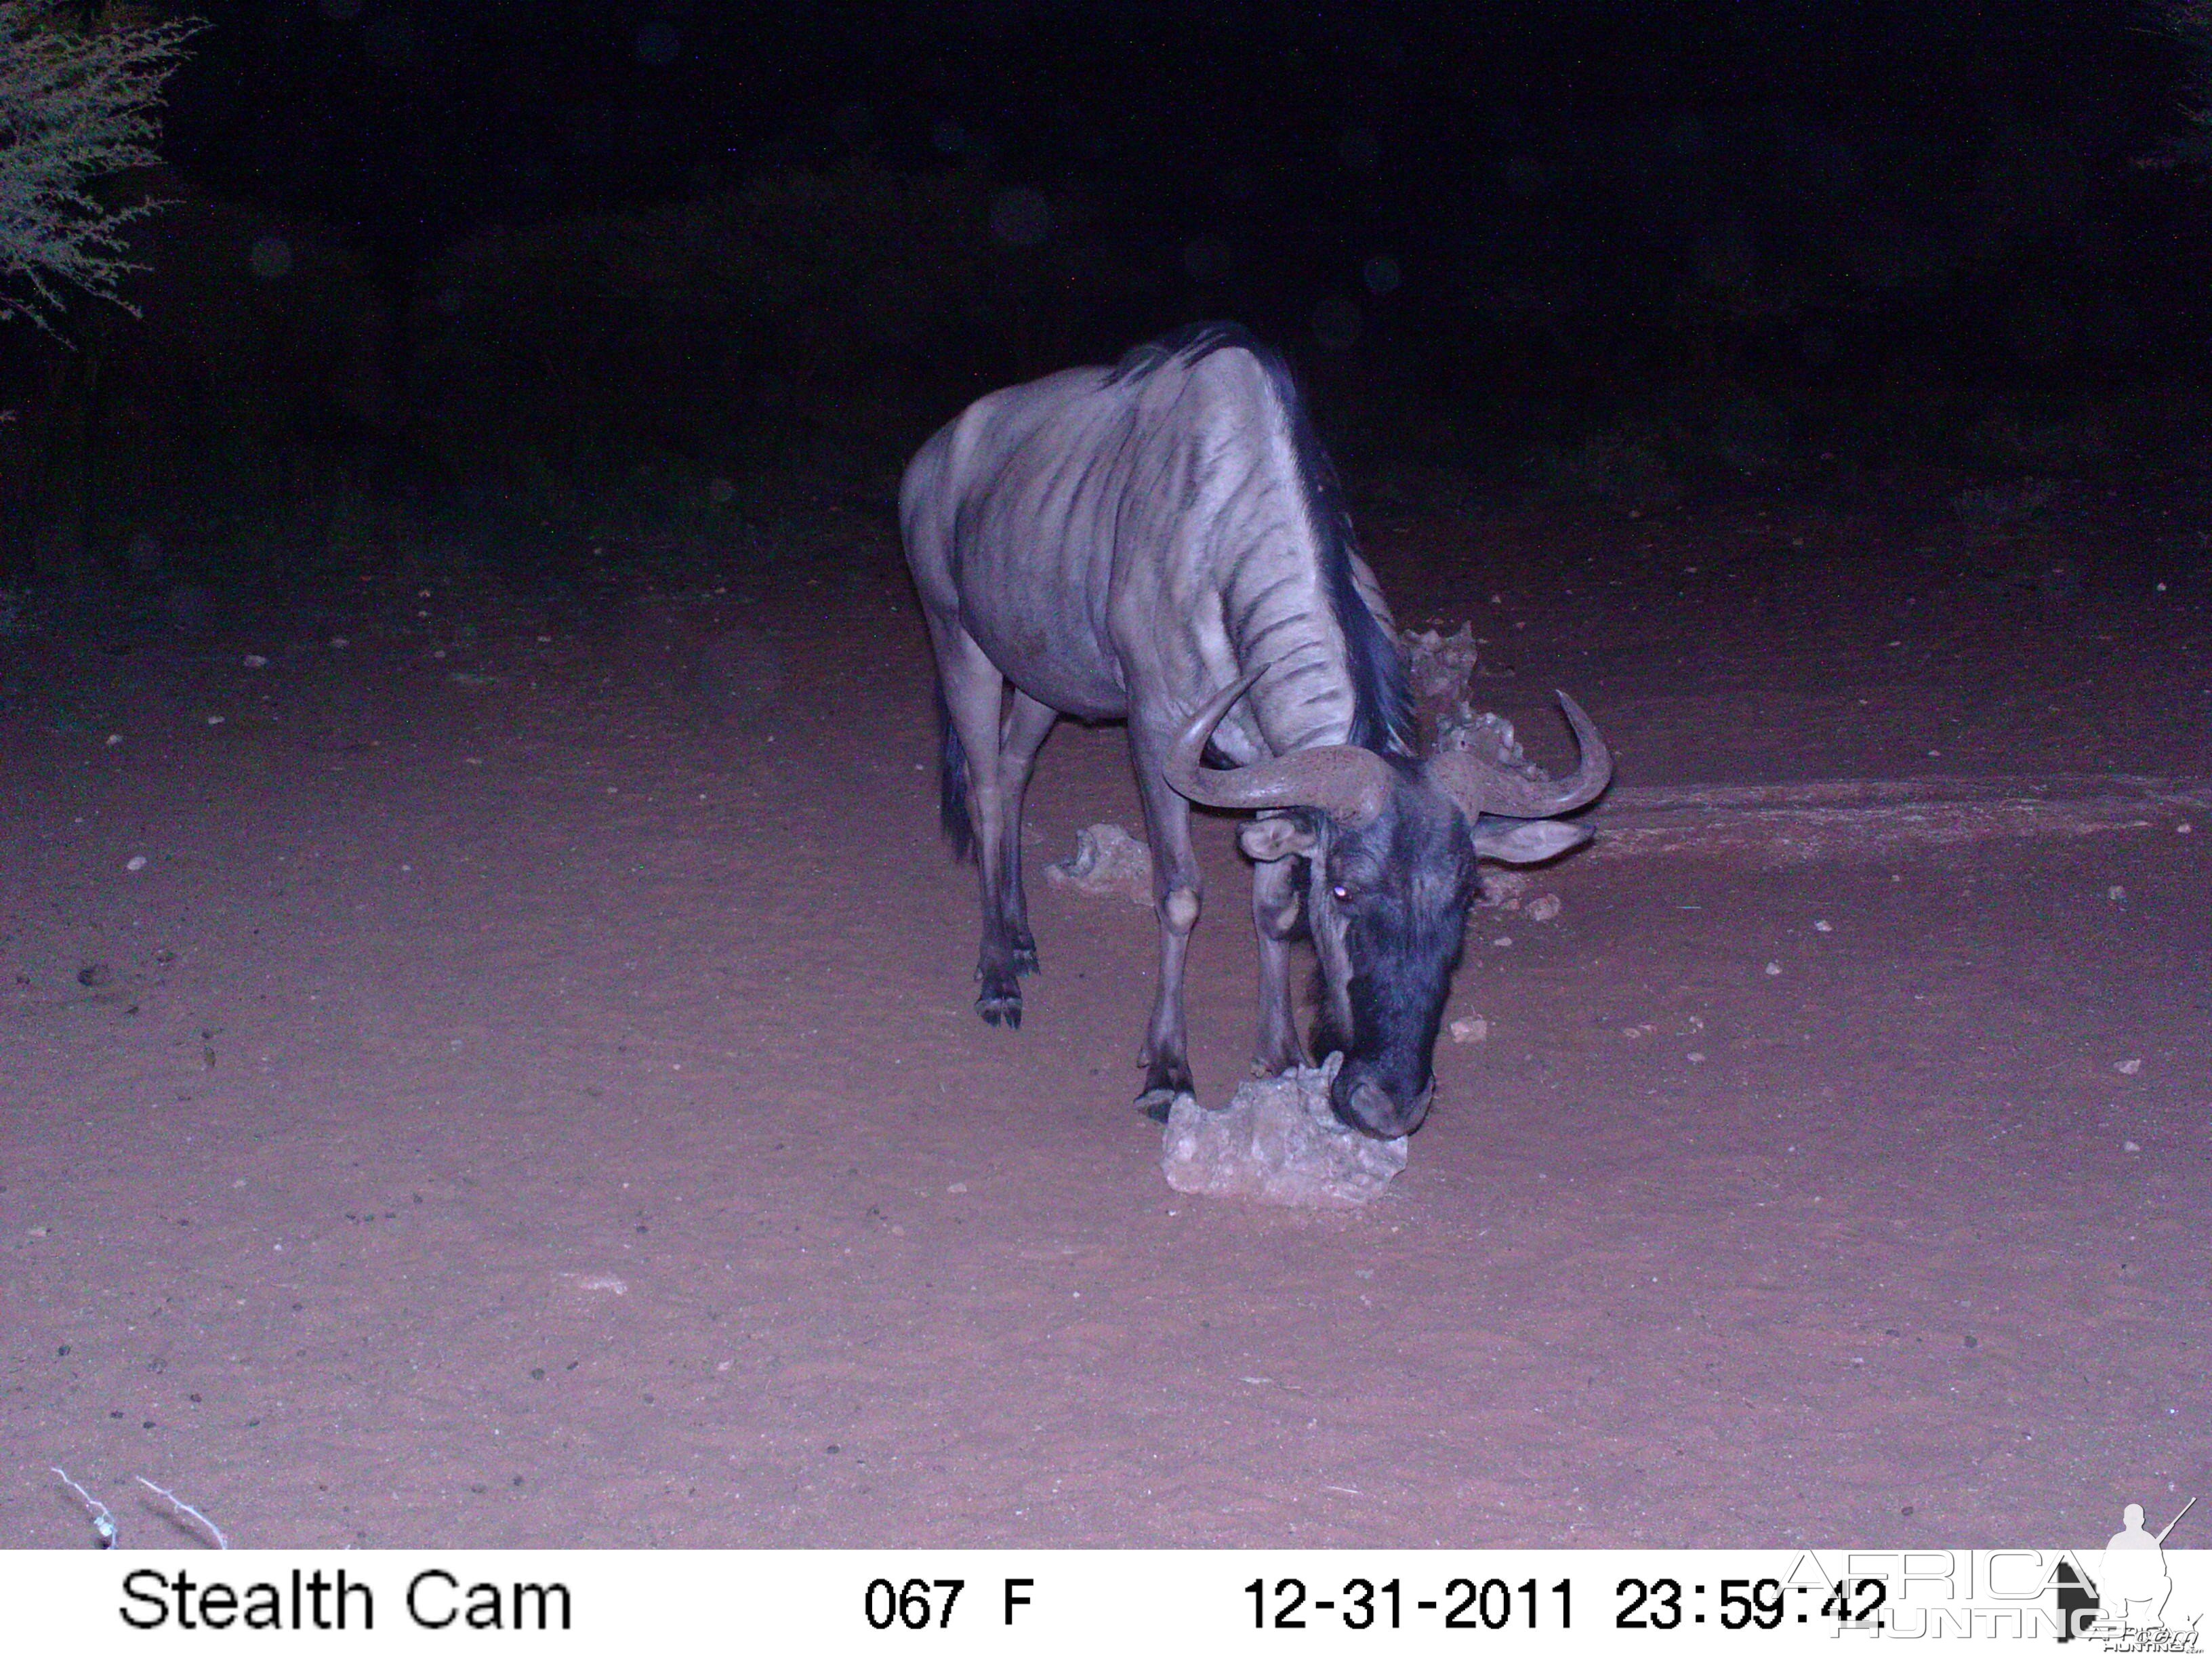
<box><xmin>1107</xmin><ymin>322</ymin><xmax>1416</xmax><ymax>757</ymax></box>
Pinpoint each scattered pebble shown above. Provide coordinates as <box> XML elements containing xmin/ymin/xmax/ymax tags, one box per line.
<box><xmin>1686</xmin><ymin>1051</ymin><xmax>1706</xmax><ymax>1063</ymax></box>
<box><xmin>2179</xmin><ymin>823</ymin><xmax>2193</xmax><ymax>836</ymax></box>
<box><xmin>1765</xmin><ymin>961</ymin><xmax>1782</xmax><ymax>976</ymax></box>
<box><xmin>205</xmin><ymin>714</ymin><xmax>224</xmax><ymax>726</ymax></box>
<box><xmin>125</xmin><ymin>855</ymin><xmax>148</xmax><ymax>872</ymax></box>
<box><xmin>2123</xmin><ymin>1141</ymin><xmax>2142</xmax><ymax>1153</ymax></box>
<box><xmin>560</xmin><ymin>1273</ymin><xmax>628</xmax><ymax>1296</ymax></box>
<box><xmin>329</xmin><ymin>636</ymin><xmax>350</xmax><ymax>650</ymax></box>
<box><xmin>1526</xmin><ymin>893</ymin><xmax>1561</xmax><ymax>923</ymax></box>
<box><xmin>2108</xmin><ymin>885</ymin><xmax>2125</xmax><ymax>902</ymax></box>
<box><xmin>1813</xmin><ymin>920</ymin><xmax>1832</xmax><ymax>933</ymax></box>
<box><xmin>947</xmin><ymin>1182</ymin><xmax>968</xmax><ymax>1194</ymax></box>
<box><xmin>1449</xmin><ymin>1016</ymin><xmax>1488</xmax><ymax>1044</ymax></box>
<box><xmin>105</xmin><ymin>734</ymin><xmax>121</xmax><ymax>747</ymax></box>
<box><xmin>2115</xmin><ymin>1059</ymin><xmax>2142</xmax><ymax>1076</ymax></box>
<box><xmin>1491</xmin><ymin>936</ymin><xmax>1513</xmax><ymax>948</ymax></box>
<box><xmin>243</xmin><ymin>654</ymin><xmax>268</xmax><ymax>669</ymax></box>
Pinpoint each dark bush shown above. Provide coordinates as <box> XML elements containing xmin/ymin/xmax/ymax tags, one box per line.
<box><xmin>407</xmin><ymin>162</ymin><xmax>1146</xmax><ymax>485</ymax></box>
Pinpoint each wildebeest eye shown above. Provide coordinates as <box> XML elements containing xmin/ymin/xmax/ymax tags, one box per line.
<box><xmin>1330</xmin><ymin>884</ymin><xmax>1351</xmax><ymax>902</ymax></box>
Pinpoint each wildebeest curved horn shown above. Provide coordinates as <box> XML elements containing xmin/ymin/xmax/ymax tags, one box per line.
<box><xmin>1163</xmin><ymin>669</ymin><xmax>1397</xmax><ymax>823</ymax></box>
<box><xmin>1426</xmin><ymin>690</ymin><xmax>1612</xmax><ymax>819</ymax></box>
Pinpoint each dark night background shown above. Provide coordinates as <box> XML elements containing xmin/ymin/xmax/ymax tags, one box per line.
<box><xmin>3</xmin><ymin>0</ymin><xmax>2209</xmax><ymax>585</ymax></box>
<box><xmin>6</xmin><ymin>4</ymin><xmax>2211</xmax><ymax>1553</ymax></box>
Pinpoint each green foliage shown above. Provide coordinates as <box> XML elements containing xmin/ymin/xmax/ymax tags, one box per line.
<box><xmin>2175</xmin><ymin>1</ymin><xmax>2212</xmax><ymax>108</ymax></box>
<box><xmin>0</xmin><ymin>2</ymin><xmax>201</xmax><ymax>330</ymax></box>
<box><xmin>2171</xmin><ymin>1</ymin><xmax>2212</xmax><ymax>171</ymax></box>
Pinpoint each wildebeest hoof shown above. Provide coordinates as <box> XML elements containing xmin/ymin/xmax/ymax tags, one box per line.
<box><xmin>976</xmin><ymin>975</ymin><xmax>1023</xmax><ymax>1028</ymax></box>
<box><xmin>1136</xmin><ymin>1086</ymin><xmax>1197</xmax><ymax>1124</ymax></box>
<box><xmin>1010</xmin><ymin>941</ymin><xmax>1040</xmax><ymax>977</ymax></box>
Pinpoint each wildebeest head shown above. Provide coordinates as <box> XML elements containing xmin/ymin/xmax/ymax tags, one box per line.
<box><xmin>1167</xmin><ymin>671</ymin><xmax>1610</xmax><ymax>1139</ymax></box>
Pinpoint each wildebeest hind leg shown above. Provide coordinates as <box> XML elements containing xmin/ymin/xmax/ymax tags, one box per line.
<box><xmin>994</xmin><ymin>692</ymin><xmax>1058</xmax><ymax>977</ymax></box>
<box><xmin>935</xmin><ymin>628</ymin><xmax>1027</xmax><ymax>1027</ymax></box>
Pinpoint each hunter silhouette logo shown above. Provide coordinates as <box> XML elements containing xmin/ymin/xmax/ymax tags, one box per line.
<box><xmin>2056</xmin><ymin>1496</ymin><xmax>2200</xmax><ymax>1648</ymax></box>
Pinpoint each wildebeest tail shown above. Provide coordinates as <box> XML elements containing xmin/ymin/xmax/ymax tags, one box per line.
<box><xmin>936</xmin><ymin>683</ymin><xmax>976</xmax><ymax>861</ymax></box>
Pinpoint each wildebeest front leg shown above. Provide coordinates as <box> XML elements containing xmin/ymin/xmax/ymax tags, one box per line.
<box><xmin>1250</xmin><ymin>853</ymin><xmax>1310</xmax><ymax>1076</ymax></box>
<box><xmin>1132</xmin><ymin>751</ymin><xmax>1201</xmax><ymax>1121</ymax></box>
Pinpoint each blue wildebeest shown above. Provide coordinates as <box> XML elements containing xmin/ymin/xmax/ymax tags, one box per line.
<box><xmin>899</xmin><ymin>323</ymin><xmax>1610</xmax><ymax>1137</ymax></box>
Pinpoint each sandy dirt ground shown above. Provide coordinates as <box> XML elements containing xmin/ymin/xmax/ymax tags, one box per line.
<box><xmin>2</xmin><ymin>474</ymin><xmax>2206</xmax><ymax>1549</ymax></box>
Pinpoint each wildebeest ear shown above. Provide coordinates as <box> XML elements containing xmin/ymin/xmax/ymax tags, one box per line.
<box><xmin>1467</xmin><ymin>818</ymin><xmax>1591</xmax><ymax>864</ymax></box>
<box><xmin>1239</xmin><ymin>815</ymin><xmax>1319</xmax><ymax>863</ymax></box>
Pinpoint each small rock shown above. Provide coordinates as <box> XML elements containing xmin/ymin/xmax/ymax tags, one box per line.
<box><xmin>329</xmin><ymin>636</ymin><xmax>350</xmax><ymax>650</ymax></box>
<box><xmin>1526</xmin><ymin>893</ymin><xmax>1561</xmax><ymax>923</ymax></box>
<box><xmin>75</xmin><ymin>964</ymin><xmax>113</xmax><ymax>988</ymax></box>
<box><xmin>243</xmin><ymin>654</ymin><xmax>268</xmax><ymax>669</ymax></box>
<box><xmin>1162</xmin><ymin>1057</ymin><xmax>1406</xmax><ymax>1209</ymax></box>
<box><xmin>1491</xmin><ymin>936</ymin><xmax>1513</xmax><ymax>948</ymax></box>
<box><xmin>1403</xmin><ymin>621</ymin><xmax>1480</xmax><ymax>705</ymax></box>
<box><xmin>2123</xmin><ymin>1140</ymin><xmax>2142</xmax><ymax>1153</ymax></box>
<box><xmin>1813</xmin><ymin>920</ymin><xmax>1832</xmax><ymax>933</ymax></box>
<box><xmin>1044</xmin><ymin>823</ymin><xmax>1154</xmax><ymax>907</ymax></box>
<box><xmin>1686</xmin><ymin>1051</ymin><xmax>1706</xmax><ymax>1063</ymax></box>
<box><xmin>1765</xmin><ymin>961</ymin><xmax>1782</xmax><ymax>976</ymax></box>
<box><xmin>105</xmin><ymin>735</ymin><xmax>122</xmax><ymax>747</ymax></box>
<box><xmin>125</xmin><ymin>855</ymin><xmax>148</xmax><ymax>872</ymax></box>
<box><xmin>2115</xmin><ymin>1059</ymin><xmax>2142</xmax><ymax>1076</ymax></box>
<box><xmin>1479</xmin><ymin>871</ymin><xmax>1532</xmax><ymax>905</ymax></box>
<box><xmin>2108</xmin><ymin>885</ymin><xmax>2126</xmax><ymax>902</ymax></box>
<box><xmin>1449</xmin><ymin>1015</ymin><xmax>1488</xmax><ymax>1044</ymax></box>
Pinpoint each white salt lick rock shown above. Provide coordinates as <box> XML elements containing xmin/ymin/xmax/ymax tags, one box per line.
<box><xmin>1161</xmin><ymin>1056</ymin><xmax>1408</xmax><ymax>1210</ymax></box>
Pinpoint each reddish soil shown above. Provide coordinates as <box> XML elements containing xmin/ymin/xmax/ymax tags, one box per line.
<box><xmin>3</xmin><ymin>476</ymin><xmax>2206</xmax><ymax>1549</ymax></box>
